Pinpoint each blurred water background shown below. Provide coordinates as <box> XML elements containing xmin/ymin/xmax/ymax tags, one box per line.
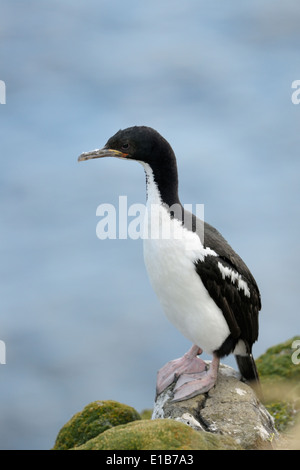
<box><xmin>0</xmin><ymin>0</ymin><xmax>299</xmax><ymax>449</ymax></box>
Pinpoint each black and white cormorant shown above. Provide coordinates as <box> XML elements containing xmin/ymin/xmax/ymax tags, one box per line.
<box><xmin>78</xmin><ymin>126</ymin><xmax>261</xmax><ymax>402</ymax></box>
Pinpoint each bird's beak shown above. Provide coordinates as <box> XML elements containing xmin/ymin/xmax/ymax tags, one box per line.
<box><xmin>78</xmin><ymin>148</ymin><xmax>128</xmax><ymax>162</ymax></box>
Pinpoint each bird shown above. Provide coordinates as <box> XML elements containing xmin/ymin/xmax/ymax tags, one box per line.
<box><xmin>78</xmin><ymin>125</ymin><xmax>261</xmax><ymax>402</ymax></box>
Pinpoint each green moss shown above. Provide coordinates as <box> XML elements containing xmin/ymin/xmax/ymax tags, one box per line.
<box><xmin>265</xmin><ymin>402</ymin><xmax>295</xmax><ymax>432</ymax></box>
<box><xmin>256</xmin><ymin>336</ymin><xmax>300</xmax><ymax>382</ymax></box>
<box><xmin>53</xmin><ymin>400</ymin><xmax>141</xmax><ymax>450</ymax></box>
<box><xmin>256</xmin><ymin>337</ymin><xmax>300</xmax><ymax>433</ymax></box>
<box><xmin>74</xmin><ymin>419</ymin><xmax>241</xmax><ymax>450</ymax></box>
<box><xmin>139</xmin><ymin>408</ymin><xmax>152</xmax><ymax>420</ymax></box>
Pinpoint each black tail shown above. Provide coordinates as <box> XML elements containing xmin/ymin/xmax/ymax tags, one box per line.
<box><xmin>235</xmin><ymin>354</ymin><xmax>263</xmax><ymax>400</ymax></box>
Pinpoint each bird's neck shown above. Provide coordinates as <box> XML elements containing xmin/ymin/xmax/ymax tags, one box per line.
<box><xmin>142</xmin><ymin>162</ymin><xmax>181</xmax><ymax>209</ymax></box>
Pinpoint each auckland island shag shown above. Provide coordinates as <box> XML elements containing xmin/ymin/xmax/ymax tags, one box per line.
<box><xmin>78</xmin><ymin>126</ymin><xmax>261</xmax><ymax>401</ymax></box>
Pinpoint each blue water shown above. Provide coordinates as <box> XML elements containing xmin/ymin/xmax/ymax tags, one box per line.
<box><xmin>0</xmin><ymin>0</ymin><xmax>299</xmax><ymax>449</ymax></box>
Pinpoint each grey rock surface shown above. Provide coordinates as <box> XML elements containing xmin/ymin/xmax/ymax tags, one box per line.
<box><xmin>152</xmin><ymin>362</ymin><xmax>277</xmax><ymax>449</ymax></box>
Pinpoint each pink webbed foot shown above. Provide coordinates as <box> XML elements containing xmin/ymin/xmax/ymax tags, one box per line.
<box><xmin>172</xmin><ymin>354</ymin><xmax>220</xmax><ymax>402</ymax></box>
<box><xmin>156</xmin><ymin>345</ymin><xmax>206</xmax><ymax>396</ymax></box>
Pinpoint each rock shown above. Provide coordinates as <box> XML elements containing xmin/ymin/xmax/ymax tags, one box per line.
<box><xmin>53</xmin><ymin>400</ymin><xmax>141</xmax><ymax>450</ymax></box>
<box><xmin>53</xmin><ymin>338</ymin><xmax>300</xmax><ymax>450</ymax></box>
<box><xmin>74</xmin><ymin>418</ymin><xmax>241</xmax><ymax>450</ymax></box>
<box><xmin>152</xmin><ymin>362</ymin><xmax>277</xmax><ymax>449</ymax></box>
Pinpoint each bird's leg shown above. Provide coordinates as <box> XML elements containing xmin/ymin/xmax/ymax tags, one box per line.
<box><xmin>156</xmin><ymin>344</ymin><xmax>206</xmax><ymax>396</ymax></box>
<box><xmin>172</xmin><ymin>353</ymin><xmax>220</xmax><ymax>402</ymax></box>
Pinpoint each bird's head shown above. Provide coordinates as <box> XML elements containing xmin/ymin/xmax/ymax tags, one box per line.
<box><xmin>78</xmin><ymin>126</ymin><xmax>176</xmax><ymax>168</ymax></box>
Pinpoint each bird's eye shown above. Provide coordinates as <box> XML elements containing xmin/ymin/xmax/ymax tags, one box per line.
<box><xmin>122</xmin><ymin>143</ymin><xmax>129</xmax><ymax>150</ymax></box>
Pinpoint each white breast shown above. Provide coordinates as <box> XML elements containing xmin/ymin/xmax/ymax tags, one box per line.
<box><xmin>141</xmin><ymin>164</ymin><xmax>230</xmax><ymax>355</ymax></box>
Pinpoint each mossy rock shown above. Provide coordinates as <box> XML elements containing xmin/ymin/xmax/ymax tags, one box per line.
<box><xmin>256</xmin><ymin>337</ymin><xmax>300</xmax><ymax>433</ymax></box>
<box><xmin>74</xmin><ymin>419</ymin><xmax>242</xmax><ymax>450</ymax></box>
<box><xmin>53</xmin><ymin>400</ymin><xmax>141</xmax><ymax>450</ymax></box>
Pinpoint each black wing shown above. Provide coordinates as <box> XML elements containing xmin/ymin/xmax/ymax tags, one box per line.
<box><xmin>182</xmin><ymin>211</ymin><xmax>261</xmax><ymax>355</ymax></box>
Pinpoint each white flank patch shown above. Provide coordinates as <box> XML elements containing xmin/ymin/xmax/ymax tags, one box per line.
<box><xmin>217</xmin><ymin>262</ymin><xmax>251</xmax><ymax>298</ymax></box>
<box><xmin>233</xmin><ymin>339</ymin><xmax>247</xmax><ymax>356</ymax></box>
